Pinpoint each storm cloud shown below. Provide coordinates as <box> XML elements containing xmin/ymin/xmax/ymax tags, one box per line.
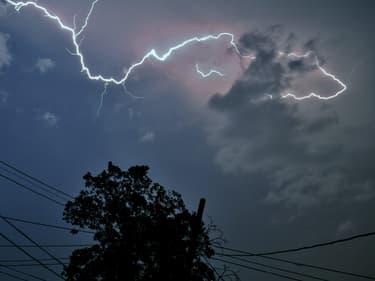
<box><xmin>208</xmin><ymin>29</ymin><xmax>375</xmax><ymax>209</ymax></box>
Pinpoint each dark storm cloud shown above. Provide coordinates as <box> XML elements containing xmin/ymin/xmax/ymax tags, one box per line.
<box><xmin>208</xmin><ymin>29</ymin><xmax>375</xmax><ymax>209</ymax></box>
<box><xmin>304</xmin><ymin>113</ymin><xmax>338</xmax><ymax>133</ymax></box>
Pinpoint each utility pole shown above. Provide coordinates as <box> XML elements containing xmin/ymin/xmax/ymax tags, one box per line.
<box><xmin>185</xmin><ymin>198</ymin><xmax>206</xmax><ymax>280</ymax></box>
<box><xmin>196</xmin><ymin>198</ymin><xmax>206</xmax><ymax>225</ymax></box>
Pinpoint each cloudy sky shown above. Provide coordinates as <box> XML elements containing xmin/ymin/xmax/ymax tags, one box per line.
<box><xmin>1</xmin><ymin>0</ymin><xmax>375</xmax><ymax>280</ymax></box>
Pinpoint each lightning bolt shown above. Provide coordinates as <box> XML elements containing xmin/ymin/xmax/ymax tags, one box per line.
<box><xmin>280</xmin><ymin>52</ymin><xmax>347</xmax><ymax>100</ymax></box>
<box><xmin>5</xmin><ymin>0</ymin><xmax>347</xmax><ymax>103</ymax></box>
<box><xmin>5</xmin><ymin>0</ymin><xmax>244</xmax><ymax>84</ymax></box>
<box><xmin>196</xmin><ymin>64</ymin><xmax>224</xmax><ymax>78</ymax></box>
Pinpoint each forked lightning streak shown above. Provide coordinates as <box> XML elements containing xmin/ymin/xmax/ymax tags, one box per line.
<box><xmin>5</xmin><ymin>0</ymin><xmax>347</xmax><ymax>102</ymax></box>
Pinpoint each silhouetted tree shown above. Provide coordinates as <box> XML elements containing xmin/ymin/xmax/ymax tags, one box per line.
<box><xmin>62</xmin><ymin>162</ymin><xmax>216</xmax><ymax>281</ymax></box>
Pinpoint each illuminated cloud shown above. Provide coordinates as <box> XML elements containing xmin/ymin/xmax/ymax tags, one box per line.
<box><xmin>41</xmin><ymin>111</ymin><xmax>59</xmax><ymax>127</ymax></box>
<box><xmin>140</xmin><ymin>131</ymin><xmax>155</xmax><ymax>143</ymax></box>
<box><xmin>209</xmin><ymin>29</ymin><xmax>374</xmax><ymax>209</ymax></box>
<box><xmin>35</xmin><ymin>58</ymin><xmax>55</xmax><ymax>73</ymax></box>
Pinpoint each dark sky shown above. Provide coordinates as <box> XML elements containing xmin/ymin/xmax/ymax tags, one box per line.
<box><xmin>1</xmin><ymin>0</ymin><xmax>375</xmax><ymax>280</ymax></box>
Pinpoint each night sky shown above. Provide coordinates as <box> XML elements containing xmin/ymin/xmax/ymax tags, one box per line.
<box><xmin>1</xmin><ymin>0</ymin><xmax>375</xmax><ymax>280</ymax></box>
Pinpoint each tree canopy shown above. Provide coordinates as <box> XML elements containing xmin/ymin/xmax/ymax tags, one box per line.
<box><xmin>62</xmin><ymin>162</ymin><xmax>216</xmax><ymax>281</ymax></box>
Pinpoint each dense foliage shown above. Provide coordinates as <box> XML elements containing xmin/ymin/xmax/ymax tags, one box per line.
<box><xmin>63</xmin><ymin>162</ymin><xmax>215</xmax><ymax>281</ymax></box>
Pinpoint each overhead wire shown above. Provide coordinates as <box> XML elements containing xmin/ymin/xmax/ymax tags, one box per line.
<box><xmin>0</xmin><ymin>173</ymin><xmax>65</xmax><ymax>207</ymax></box>
<box><xmin>0</xmin><ymin>166</ymin><xmax>69</xmax><ymax>203</ymax></box>
<box><xmin>0</xmin><ymin>264</ymin><xmax>48</xmax><ymax>281</ymax></box>
<box><xmin>215</xmin><ymin>245</ymin><xmax>375</xmax><ymax>280</ymax></box>
<box><xmin>0</xmin><ymin>258</ymin><xmax>70</xmax><ymax>263</ymax></box>
<box><xmin>1</xmin><ymin>215</ymin><xmax>66</xmax><ymax>268</ymax></box>
<box><xmin>0</xmin><ymin>244</ymin><xmax>94</xmax><ymax>248</ymax></box>
<box><xmin>0</xmin><ymin>233</ymin><xmax>63</xmax><ymax>280</ymax></box>
<box><xmin>217</xmin><ymin>254</ymin><xmax>330</xmax><ymax>281</ymax></box>
<box><xmin>0</xmin><ymin>216</ymin><xmax>94</xmax><ymax>234</ymax></box>
<box><xmin>0</xmin><ymin>270</ymin><xmax>30</xmax><ymax>281</ymax></box>
<box><xmin>212</xmin><ymin>257</ymin><xmax>306</xmax><ymax>281</ymax></box>
<box><xmin>0</xmin><ymin>160</ymin><xmax>73</xmax><ymax>199</ymax></box>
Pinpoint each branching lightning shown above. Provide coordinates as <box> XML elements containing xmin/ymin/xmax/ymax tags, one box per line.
<box><xmin>5</xmin><ymin>0</ymin><xmax>243</xmax><ymax>84</ymax></box>
<box><xmin>5</xmin><ymin>0</ymin><xmax>348</xmax><ymax>103</ymax></box>
<box><xmin>196</xmin><ymin>64</ymin><xmax>224</xmax><ymax>78</ymax></box>
<box><xmin>279</xmin><ymin>51</ymin><xmax>347</xmax><ymax>100</ymax></box>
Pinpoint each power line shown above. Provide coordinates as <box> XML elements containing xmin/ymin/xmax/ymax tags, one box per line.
<box><xmin>1</xmin><ymin>215</ymin><xmax>372</xmax><ymax>279</ymax></box>
<box><xmin>0</xmin><ymin>258</ymin><xmax>69</xmax><ymax>263</ymax></box>
<box><xmin>2</xmin><ymin>263</ymin><xmax>66</xmax><ymax>267</ymax></box>
<box><xmin>0</xmin><ymin>160</ymin><xmax>73</xmax><ymax>199</ymax></box>
<box><xmin>5</xmin><ymin>244</ymin><xmax>372</xmax><ymax>280</ymax></box>
<box><xmin>0</xmin><ymin>270</ymin><xmax>30</xmax><ymax>281</ymax></box>
<box><xmin>220</xmin><ymin>231</ymin><xmax>375</xmax><ymax>257</ymax></box>
<box><xmin>0</xmin><ymin>172</ymin><xmax>65</xmax><ymax>207</ymax></box>
<box><xmin>0</xmin><ymin>166</ymin><xmax>69</xmax><ymax>203</ymax></box>
<box><xmin>0</xmin><ymin>244</ymin><xmax>94</xmax><ymax>248</ymax></box>
<box><xmin>215</xmin><ymin>246</ymin><xmax>375</xmax><ymax>280</ymax></box>
<box><xmin>255</xmin><ymin>232</ymin><xmax>375</xmax><ymax>256</ymax></box>
<box><xmin>0</xmin><ymin>233</ymin><xmax>63</xmax><ymax>280</ymax></box>
<box><xmin>6</xmin><ymin>249</ymin><xmax>326</xmax><ymax>281</ymax></box>
<box><xmin>1</xmin><ymin>215</ymin><xmax>66</xmax><ymax>268</ymax></box>
<box><xmin>0</xmin><ymin>264</ymin><xmax>48</xmax><ymax>281</ymax></box>
<box><xmin>217</xmin><ymin>254</ymin><xmax>330</xmax><ymax>281</ymax></box>
<box><xmin>0</xmin><ymin>221</ymin><xmax>369</xmax><ymax>276</ymax></box>
<box><xmin>0</xmin><ymin>216</ymin><xmax>94</xmax><ymax>234</ymax></box>
<box><xmin>212</xmin><ymin>257</ymin><xmax>306</xmax><ymax>281</ymax></box>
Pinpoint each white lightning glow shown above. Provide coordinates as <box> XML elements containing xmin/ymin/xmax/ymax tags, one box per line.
<box><xmin>5</xmin><ymin>0</ymin><xmax>245</xmax><ymax>85</ymax></box>
<box><xmin>196</xmin><ymin>64</ymin><xmax>224</xmax><ymax>78</ymax></box>
<box><xmin>5</xmin><ymin>0</ymin><xmax>347</xmax><ymax>102</ymax></box>
<box><xmin>280</xmin><ymin>52</ymin><xmax>347</xmax><ymax>100</ymax></box>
